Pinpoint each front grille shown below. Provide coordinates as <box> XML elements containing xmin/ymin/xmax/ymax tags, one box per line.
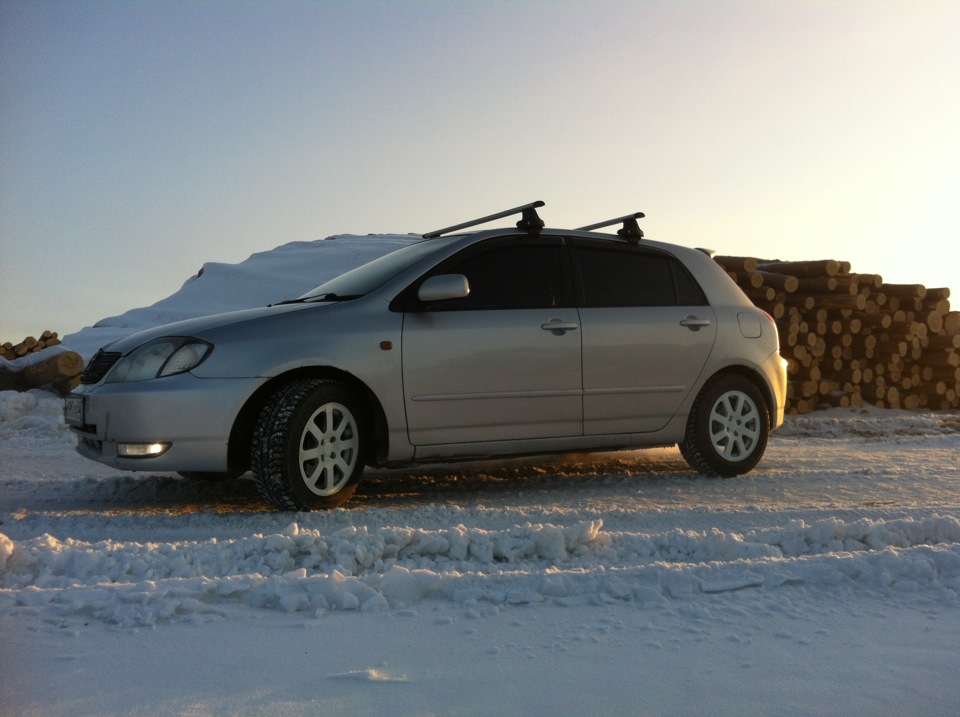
<box><xmin>80</xmin><ymin>350</ymin><xmax>122</xmax><ymax>384</ymax></box>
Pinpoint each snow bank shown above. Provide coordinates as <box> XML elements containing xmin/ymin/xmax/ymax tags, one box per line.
<box><xmin>0</xmin><ymin>389</ymin><xmax>71</xmax><ymax>439</ymax></box>
<box><xmin>3</xmin><ymin>515</ymin><xmax>958</xmax><ymax>628</ymax></box>
<box><xmin>0</xmin><ymin>533</ymin><xmax>12</xmax><ymax>572</ymax></box>
<box><xmin>62</xmin><ymin>235</ymin><xmax>418</xmax><ymax>358</ymax></box>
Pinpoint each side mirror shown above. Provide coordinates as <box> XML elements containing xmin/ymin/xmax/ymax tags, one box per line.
<box><xmin>418</xmin><ymin>274</ymin><xmax>470</xmax><ymax>303</ymax></box>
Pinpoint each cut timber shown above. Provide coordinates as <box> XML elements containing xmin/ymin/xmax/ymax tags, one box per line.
<box><xmin>3</xmin><ymin>331</ymin><xmax>62</xmax><ymax>361</ymax></box>
<box><xmin>849</xmin><ymin>273</ymin><xmax>884</xmax><ymax>290</ymax></box>
<box><xmin>20</xmin><ymin>351</ymin><xmax>84</xmax><ymax>386</ymax></box>
<box><xmin>925</xmin><ymin>334</ymin><xmax>960</xmax><ymax>350</ymax></box>
<box><xmin>945</xmin><ymin>312</ymin><xmax>960</xmax><ymax>335</ymax></box>
<box><xmin>795</xmin><ymin>276</ymin><xmax>858</xmax><ymax>294</ymax></box>
<box><xmin>721</xmin><ymin>254</ymin><xmax>957</xmax><ymax>412</ymax></box>
<box><xmin>0</xmin><ymin>350</ymin><xmax>84</xmax><ymax>395</ymax></box>
<box><xmin>881</xmin><ymin>283</ymin><xmax>927</xmax><ymax>299</ymax></box>
<box><xmin>714</xmin><ymin>256</ymin><xmax>759</xmax><ymax>272</ymax></box>
<box><xmin>754</xmin><ymin>271</ymin><xmax>799</xmax><ymax>293</ymax></box>
<box><xmin>923</xmin><ymin>311</ymin><xmax>944</xmax><ymax>334</ymax></box>
<box><xmin>15</xmin><ymin>337</ymin><xmax>38</xmax><ymax>356</ymax></box>
<box><xmin>757</xmin><ymin>259</ymin><xmax>846</xmax><ymax>278</ymax></box>
<box><xmin>811</xmin><ymin>293</ymin><xmax>867</xmax><ymax>311</ymax></box>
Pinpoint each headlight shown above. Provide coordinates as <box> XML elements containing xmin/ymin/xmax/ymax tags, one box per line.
<box><xmin>105</xmin><ymin>337</ymin><xmax>213</xmax><ymax>383</ymax></box>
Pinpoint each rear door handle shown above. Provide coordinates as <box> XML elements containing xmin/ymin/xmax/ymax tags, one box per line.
<box><xmin>679</xmin><ymin>316</ymin><xmax>711</xmax><ymax>331</ymax></box>
<box><xmin>541</xmin><ymin>319</ymin><xmax>579</xmax><ymax>335</ymax></box>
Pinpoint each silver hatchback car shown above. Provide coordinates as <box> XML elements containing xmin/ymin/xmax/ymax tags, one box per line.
<box><xmin>66</xmin><ymin>202</ymin><xmax>787</xmax><ymax>510</ymax></box>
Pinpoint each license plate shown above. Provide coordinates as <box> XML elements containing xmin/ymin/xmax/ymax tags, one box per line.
<box><xmin>63</xmin><ymin>395</ymin><xmax>84</xmax><ymax>426</ymax></box>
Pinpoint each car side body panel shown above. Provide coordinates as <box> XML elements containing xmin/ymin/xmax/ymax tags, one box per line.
<box><xmin>579</xmin><ymin>305</ymin><xmax>718</xmax><ymax>434</ymax></box>
<box><xmin>401</xmin><ymin>308</ymin><xmax>583</xmax><ymax>444</ymax></box>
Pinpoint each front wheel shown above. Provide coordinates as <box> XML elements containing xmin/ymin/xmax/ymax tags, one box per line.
<box><xmin>680</xmin><ymin>375</ymin><xmax>769</xmax><ymax>476</ymax></box>
<box><xmin>251</xmin><ymin>379</ymin><xmax>365</xmax><ymax>510</ymax></box>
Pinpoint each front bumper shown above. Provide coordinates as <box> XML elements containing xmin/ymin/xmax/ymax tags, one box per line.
<box><xmin>66</xmin><ymin>373</ymin><xmax>265</xmax><ymax>472</ymax></box>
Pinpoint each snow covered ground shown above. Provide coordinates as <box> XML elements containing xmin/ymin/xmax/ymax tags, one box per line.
<box><xmin>2</xmin><ymin>236</ymin><xmax>959</xmax><ymax>716</ymax></box>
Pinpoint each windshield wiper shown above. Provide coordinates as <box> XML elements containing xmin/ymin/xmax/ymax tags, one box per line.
<box><xmin>270</xmin><ymin>293</ymin><xmax>361</xmax><ymax>306</ymax></box>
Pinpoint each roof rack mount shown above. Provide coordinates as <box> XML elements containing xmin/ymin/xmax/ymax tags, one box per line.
<box><xmin>423</xmin><ymin>200</ymin><xmax>545</xmax><ymax>239</ymax></box>
<box><xmin>577</xmin><ymin>212</ymin><xmax>645</xmax><ymax>243</ymax></box>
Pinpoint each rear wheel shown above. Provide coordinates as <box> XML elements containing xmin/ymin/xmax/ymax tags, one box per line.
<box><xmin>251</xmin><ymin>379</ymin><xmax>365</xmax><ymax>510</ymax></box>
<box><xmin>680</xmin><ymin>375</ymin><xmax>769</xmax><ymax>476</ymax></box>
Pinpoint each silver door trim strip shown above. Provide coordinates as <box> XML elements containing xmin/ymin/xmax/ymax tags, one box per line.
<box><xmin>413</xmin><ymin>386</ymin><xmax>684</xmax><ymax>401</ymax></box>
<box><xmin>412</xmin><ymin>388</ymin><xmax>583</xmax><ymax>402</ymax></box>
<box><xmin>584</xmin><ymin>386</ymin><xmax>685</xmax><ymax>395</ymax></box>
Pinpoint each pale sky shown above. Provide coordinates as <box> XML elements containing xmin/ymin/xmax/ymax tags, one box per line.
<box><xmin>2</xmin><ymin>0</ymin><xmax>958</xmax><ymax>343</ymax></box>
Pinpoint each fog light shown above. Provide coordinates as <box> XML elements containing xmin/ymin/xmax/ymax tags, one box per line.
<box><xmin>117</xmin><ymin>442</ymin><xmax>171</xmax><ymax>458</ymax></box>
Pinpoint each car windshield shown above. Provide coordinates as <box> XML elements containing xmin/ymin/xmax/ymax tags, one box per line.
<box><xmin>296</xmin><ymin>239</ymin><xmax>446</xmax><ymax>302</ymax></box>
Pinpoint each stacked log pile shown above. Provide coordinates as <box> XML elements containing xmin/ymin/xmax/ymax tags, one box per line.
<box><xmin>2</xmin><ymin>331</ymin><xmax>62</xmax><ymax>360</ymax></box>
<box><xmin>0</xmin><ymin>332</ymin><xmax>83</xmax><ymax>395</ymax></box>
<box><xmin>715</xmin><ymin>257</ymin><xmax>960</xmax><ymax>414</ymax></box>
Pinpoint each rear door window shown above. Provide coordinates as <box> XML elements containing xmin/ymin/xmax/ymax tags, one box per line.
<box><xmin>572</xmin><ymin>241</ymin><xmax>706</xmax><ymax>307</ymax></box>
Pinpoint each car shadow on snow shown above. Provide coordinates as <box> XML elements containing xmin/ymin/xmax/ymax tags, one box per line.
<box><xmin>7</xmin><ymin>448</ymin><xmax>701</xmax><ymax>516</ymax></box>
<box><xmin>163</xmin><ymin>448</ymin><xmax>696</xmax><ymax>513</ymax></box>
<box><xmin>350</xmin><ymin>447</ymin><xmax>695</xmax><ymax>508</ymax></box>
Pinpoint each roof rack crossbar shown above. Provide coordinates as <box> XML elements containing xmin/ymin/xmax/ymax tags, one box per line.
<box><xmin>577</xmin><ymin>212</ymin><xmax>645</xmax><ymax>243</ymax></box>
<box><xmin>423</xmin><ymin>200</ymin><xmax>545</xmax><ymax>239</ymax></box>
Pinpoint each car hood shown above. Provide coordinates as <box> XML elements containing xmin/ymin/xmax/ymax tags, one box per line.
<box><xmin>101</xmin><ymin>303</ymin><xmax>322</xmax><ymax>354</ymax></box>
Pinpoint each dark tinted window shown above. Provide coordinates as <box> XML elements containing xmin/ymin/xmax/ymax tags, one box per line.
<box><xmin>673</xmin><ymin>260</ymin><xmax>707</xmax><ymax>305</ymax></box>
<box><xmin>574</xmin><ymin>244</ymin><xmax>706</xmax><ymax>307</ymax></box>
<box><xmin>445</xmin><ymin>243</ymin><xmax>564</xmax><ymax>310</ymax></box>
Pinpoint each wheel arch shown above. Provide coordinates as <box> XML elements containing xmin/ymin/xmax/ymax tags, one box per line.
<box><xmin>700</xmin><ymin>364</ymin><xmax>777</xmax><ymax>427</ymax></box>
<box><xmin>227</xmin><ymin>367</ymin><xmax>390</xmax><ymax>473</ymax></box>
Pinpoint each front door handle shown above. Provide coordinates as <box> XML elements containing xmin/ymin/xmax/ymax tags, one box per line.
<box><xmin>541</xmin><ymin>319</ymin><xmax>579</xmax><ymax>335</ymax></box>
<box><xmin>680</xmin><ymin>316</ymin><xmax>711</xmax><ymax>331</ymax></box>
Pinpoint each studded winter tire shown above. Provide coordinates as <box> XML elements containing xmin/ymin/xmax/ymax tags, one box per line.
<box><xmin>251</xmin><ymin>379</ymin><xmax>365</xmax><ymax>510</ymax></box>
<box><xmin>680</xmin><ymin>375</ymin><xmax>769</xmax><ymax>476</ymax></box>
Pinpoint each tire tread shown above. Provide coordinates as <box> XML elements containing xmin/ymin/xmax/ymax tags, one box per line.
<box><xmin>251</xmin><ymin>379</ymin><xmax>361</xmax><ymax>511</ymax></box>
<box><xmin>680</xmin><ymin>374</ymin><xmax>768</xmax><ymax>477</ymax></box>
